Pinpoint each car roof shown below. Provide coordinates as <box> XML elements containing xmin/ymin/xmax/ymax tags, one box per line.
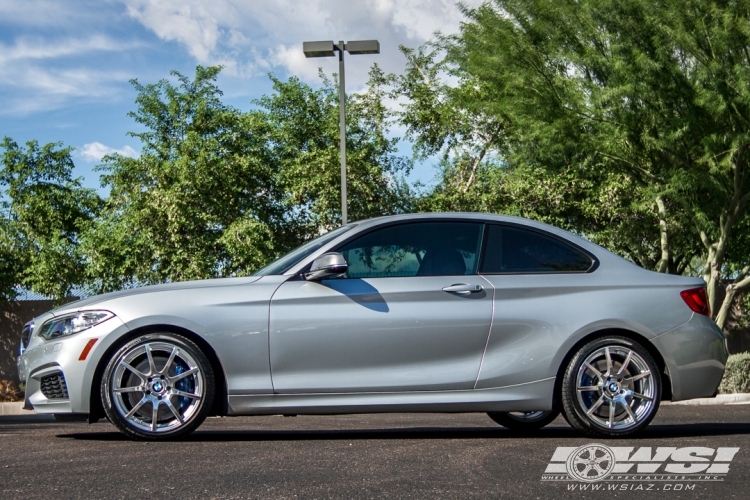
<box><xmin>350</xmin><ymin>212</ymin><xmax>595</xmax><ymax>250</ymax></box>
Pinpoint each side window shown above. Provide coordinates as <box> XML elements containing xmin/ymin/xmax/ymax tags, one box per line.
<box><xmin>480</xmin><ymin>225</ymin><xmax>593</xmax><ymax>274</ymax></box>
<box><xmin>336</xmin><ymin>222</ymin><xmax>484</xmax><ymax>278</ymax></box>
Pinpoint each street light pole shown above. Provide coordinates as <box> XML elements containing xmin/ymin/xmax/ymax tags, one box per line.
<box><xmin>337</xmin><ymin>40</ymin><xmax>347</xmax><ymax>225</ymax></box>
<box><xmin>303</xmin><ymin>39</ymin><xmax>380</xmax><ymax>225</ymax></box>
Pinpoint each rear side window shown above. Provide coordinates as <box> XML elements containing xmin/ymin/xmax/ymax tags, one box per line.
<box><xmin>480</xmin><ymin>225</ymin><xmax>593</xmax><ymax>274</ymax></box>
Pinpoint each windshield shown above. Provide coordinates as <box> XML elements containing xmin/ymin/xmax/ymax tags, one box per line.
<box><xmin>253</xmin><ymin>225</ymin><xmax>355</xmax><ymax>276</ymax></box>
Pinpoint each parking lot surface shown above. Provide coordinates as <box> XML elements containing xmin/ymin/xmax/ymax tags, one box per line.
<box><xmin>1</xmin><ymin>404</ymin><xmax>749</xmax><ymax>499</ymax></box>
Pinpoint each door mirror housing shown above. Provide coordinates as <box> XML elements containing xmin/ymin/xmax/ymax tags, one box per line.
<box><xmin>305</xmin><ymin>252</ymin><xmax>348</xmax><ymax>281</ymax></box>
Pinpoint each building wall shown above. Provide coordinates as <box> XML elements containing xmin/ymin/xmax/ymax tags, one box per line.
<box><xmin>0</xmin><ymin>301</ymin><xmax>61</xmax><ymax>390</ymax></box>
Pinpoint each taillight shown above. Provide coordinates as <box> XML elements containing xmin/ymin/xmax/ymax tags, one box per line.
<box><xmin>680</xmin><ymin>288</ymin><xmax>711</xmax><ymax>316</ymax></box>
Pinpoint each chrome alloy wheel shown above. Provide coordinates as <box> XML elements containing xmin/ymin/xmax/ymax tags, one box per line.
<box><xmin>110</xmin><ymin>341</ymin><xmax>205</xmax><ymax>434</ymax></box>
<box><xmin>575</xmin><ymin>346</ymin><xmax>655</xmax><ymax>430</ymax></box>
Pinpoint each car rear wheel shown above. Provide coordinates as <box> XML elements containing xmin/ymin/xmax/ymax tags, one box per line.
<box><xmin>561</xmin><ymin>335</ymin><xmax>661</xmax><ymax>438</ymax></box>
<box><xmin>487</xmin><ymin>410</ymin><xmax>560</xmax><ymax>430</ymax></box>
<box><xmin>101</xmin><ymin>332</ymin><xmax>214</xmax><ymax>440</ymax></box>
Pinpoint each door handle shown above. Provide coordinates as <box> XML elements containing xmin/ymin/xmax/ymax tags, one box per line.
<box><xmin>442</xmin><ymin>283</ymin><xmax>483</xmax><ymax>294</ymax></box>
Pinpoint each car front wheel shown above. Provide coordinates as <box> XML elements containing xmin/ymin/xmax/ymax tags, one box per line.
<box><xmin>101</xmin><ymin>332</ymin><xmax>214</xmax><ymax>440</ymax></box>
<box><xmin>561</xmin><ymin>335</ymin><xmax>661</xmax><ymax>438</ymax></box>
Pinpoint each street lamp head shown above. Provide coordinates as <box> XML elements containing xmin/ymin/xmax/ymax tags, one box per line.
<box><xmin>303</xmin><ymin>40</ymin><xmax>336</xmax><ymax>58</ymax></box>
<box><xmin>345</xmin><ymin>40</ymin><xmax>380</xmax><ymax>55</ymax></box>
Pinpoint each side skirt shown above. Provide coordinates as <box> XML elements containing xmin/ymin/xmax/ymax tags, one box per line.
<box><xmin>227</xmin><ymin>378</ymin><xmax>555</xmax><ymax>416</ymax></box>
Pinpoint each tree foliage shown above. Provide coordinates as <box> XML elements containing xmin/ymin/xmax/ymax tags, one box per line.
<box><xmin>396</xmin><ymin>0</ymin><xmax>750</xmax><ymax>331</ymax></box>
<box><xmin>80</xmin><ymin>66</ymin><xmax>411</xmax><ymax>293</ymax></box>
<box><xmin>82</xmin><ymin>67</ymin><xmax>284</xmax><ymax>291</ymax></box>
<box><xmin>0</xmin><ymin>138</ymin><xmax>101</xmax><ymax>301</ymax></box>
<box><xmin>255</xmin><ymin>66</ymin><xmax>412</xmax><ymax>233</ymax></box>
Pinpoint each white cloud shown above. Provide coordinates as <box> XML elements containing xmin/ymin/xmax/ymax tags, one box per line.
<box><xmin>0</xmin><ymin>1</ymin><xmax>486</xmax><ymax>117</ymax></box>
<box><xmin>79</xmin><ymin>142</ymin><xmax>139</xmax><ymax>162</ymax></box>
<box><xmin>121</xmin><ymin>0</ymin><xmax>484</xmax><ymax>85</ymax></box>
<box><xmin>123</xmin><ymin>0</ymin><xmax>224</xmax><ymax>63</ymax></box>
<box><xmin>0</xmin><ymin>35</ymin><xmax>141</xmax><ymax>115</ymax></box>
<box><xmin>0</xmin><ymin>35</ymin><xmax>139</xmax><ymax>65</ymax></box>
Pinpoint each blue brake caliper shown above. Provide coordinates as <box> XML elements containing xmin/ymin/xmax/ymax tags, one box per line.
<box><xmin>173</xmin><ymin>362</ymin><xmax>194</xmax><ymax>410</ymax></box>
<box><xmin>580</xmin><ymin>372</ymin><xmax>596</xmax><ymax>409</ymax></box>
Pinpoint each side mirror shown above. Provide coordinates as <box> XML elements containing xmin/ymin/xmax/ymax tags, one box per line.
<box><xmin>305</xmin><ymin>252</ymin><xmax>348</xmax><ymax>281</ymax></box>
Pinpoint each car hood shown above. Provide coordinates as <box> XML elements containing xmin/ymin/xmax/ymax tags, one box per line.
<box><xmin>49</xmin><ymin>276</ymin><xmax>263</xmax><ymax>316</ymax></box>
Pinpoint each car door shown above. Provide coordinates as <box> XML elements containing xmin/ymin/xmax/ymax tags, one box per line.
<box><xmin>268</xmin><ymin>220</ymin><xmax>493</xmax><ymax>393</ymax></box>
<box><xmin>475</xmin><ymin>223</ymin><xmax>598</xmax><ymax>389</ymax></box>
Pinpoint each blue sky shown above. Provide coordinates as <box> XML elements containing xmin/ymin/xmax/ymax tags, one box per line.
<box><xmin>0</xmin><ymin>0</ymin><xmax>482</xmax><ymax>191</ymax></box>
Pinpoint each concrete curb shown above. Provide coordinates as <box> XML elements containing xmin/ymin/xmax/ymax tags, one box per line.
<box><xmin>0</xmin><ymin>401</ymin><xmax>33</xmax><ymax>416</ymax></box>
<box><xmin>665</xmin><ymin>393</ymin><xmax>750</xmax><ymax>406</ymax></box>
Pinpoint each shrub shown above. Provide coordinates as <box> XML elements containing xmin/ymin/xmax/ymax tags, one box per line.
<box><xmin>0</xmin><ymin>379</ymin><xmax>22</xmax><ymax>402</ymax></box>
<box><xmin>718</xmin><ymin>353</ymin><xmax>750</xmax><ymax>394</ymax></box>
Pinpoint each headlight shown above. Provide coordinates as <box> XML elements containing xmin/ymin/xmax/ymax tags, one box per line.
<box><xmin>39</xmin><ymin>311</ymin><xmax>115</xmax><ymax>341</ymax></box>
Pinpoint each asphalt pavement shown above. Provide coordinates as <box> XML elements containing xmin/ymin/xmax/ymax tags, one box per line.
<box><xmin>1</xmin><ymin>404</ymin><xmax>749</xmax><ymax>499</ymax></box>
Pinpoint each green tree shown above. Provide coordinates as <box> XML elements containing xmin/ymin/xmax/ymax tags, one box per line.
<box><xmin>255</xmin><ymin>66</ymin><xmax>413</xmax><ymax>234</ymax></box>
<box><xmin>420</xmin><ymin>0</ymin><xmax>750</xmax><ymax>331</ymax></box>
<box><xmin>390</xmin><ymin>41</ymin><xmax>700</xmax><ymax>274</ymax></box>
<box><xmin>0</xmin><ymin>138</ymin><xmax>101</xmax><ymax>302</ymax></box>
<box><xmin>83</xmin><ymin>66</ymin><xmax>284</xmax><ymax>291</ymax></box>
<box><xmin>84</xmin><ymin>66</ymin><xmax>412</xmax><ymax>291</ymax></box>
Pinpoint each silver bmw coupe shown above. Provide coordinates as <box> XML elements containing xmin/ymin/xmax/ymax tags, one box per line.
<box><xmin>17</xmin><ymin>213</ymin><xmax>726</xmax><ymax>440</ymax></box>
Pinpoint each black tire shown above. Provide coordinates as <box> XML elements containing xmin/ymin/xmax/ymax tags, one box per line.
<box><xmin>487</xmin><ymin>410</ymin><xmax>561</xmax><ymax>430</ymax></box>
<box><xmin>561</xmin><ymin>335</ymin><xmax>661</xmax><ymax>438</ymax></box>
<box><xmin>101</xmin><ymin>332</ymin><xmax>214</xmax><ymax>440</ymax></box>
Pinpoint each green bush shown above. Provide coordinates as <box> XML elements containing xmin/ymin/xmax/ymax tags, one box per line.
<box><xmin>718</xmin><ymin>353</ymin><xmax>750</xmax><ymax>394</ymax></box>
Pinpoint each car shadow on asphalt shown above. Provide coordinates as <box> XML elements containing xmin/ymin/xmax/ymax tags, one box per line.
<box><xmin>57</xmin><ymin>422</ymin><xmax>750</xmax><ymax>442</ymax></box>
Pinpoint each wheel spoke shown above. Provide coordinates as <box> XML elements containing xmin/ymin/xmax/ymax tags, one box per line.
<box><xmin>587</xmin><ymin>395</ymin><xmax>605</xmax><ymax>415</ymax></box>
<box><xmin>608</xmin><ymin>400</ymin><xmax>616</xmax><ymax>428</ymax></box>
<box><xmin>145</xmin><ymin>344</ymin><xmax>158</xmax><ymax>375</ymax></box>
<box><xmin>604</xmin><ymin>347</ymin><xmax>613</xmax><ymax>374</ymax></box>
<box><xmin>122</xmin><ymin>362</ymin><xmax>147</xmax><ymax>383</ymax></box>
<box><xmin>161</xmin><ymin>346</ymin><xmax>179</xmax><ymax>375</ymax></box>
<box><xmin>625</xmin><ymin>371</ymin><xmax>651</xmax><ymax>383</ymax></box>
<box><xmin>171</xmin><ymin>389</ymin><xmax>202</xmax><ymax>400</ymax></box>
<box><xmin>622</xmin><ymin>400</ymin><xmax>638</xmax><ymax>423</ymax></box>
<box><xmin>151</xmin><ymin>400</ymin><xmax>159</xmax><ymax>432</ymax></box>
<box><xmin>169</xmin><ymin>367</ymin><xmax>199</xmax><ymax>383</ymax></box>
<box><xmin>577</xmin><ymin>385</ymin><xmax>599</xmax><ymax>391</ymax></box>
<box><xmin>164</xmin><ymin>399</ymin><xmax>184</xmax><ymax>425</ymax></box>
<box><xmin>633</xmin><ymin>392</ymin><xmax>653</xmax><ymax>402</ymax></box>
<box><xmin>585</xmin><ymin>363</ymin><xmax>604</xmax><ymax>380</ymax></box>
<box><xmin>617</xmin><ymin>350</ymin><xmax>633</xmax><ymax>376</ymax></box>
<box><xmin>125</xmin><ymin>397</ymin><xmax>148</xmax><ymax>419</ymax></box>
<box><xmin>114</xmin><ymin>386</ymin><xmax>143</xmax><ymax>394</ymax></box>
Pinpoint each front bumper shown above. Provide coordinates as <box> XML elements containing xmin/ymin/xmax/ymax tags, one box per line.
<box><xmin>650</xmin><ymin>313</ymin><xmax>728</xmax><ymax>401</ymax></box>
<box><xmin>17</xmin><ymin>315</ymin><xmax>128</xmax><ymax>414</ymax></box>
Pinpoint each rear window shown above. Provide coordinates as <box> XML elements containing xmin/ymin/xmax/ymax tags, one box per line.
<box><xmin>480</xmin><ymin>225</ymin><xmax>593</xmax><ymax>274</ymax></box>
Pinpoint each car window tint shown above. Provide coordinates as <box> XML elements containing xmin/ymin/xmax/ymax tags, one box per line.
<box><xmin>480</xmin><ymin>225</ymin><xmax>593</xmax><ymax>273</ymax></box>
<box><xmin>337</xmin><ymin>222</ymin><xmax>484</xmax><ymax>278</ymax></box>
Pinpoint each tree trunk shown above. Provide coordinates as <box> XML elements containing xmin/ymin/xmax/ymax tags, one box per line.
<box><xmin>655</xmin><ymin>195</ymin><xmax>669</xmax><ymax>273</ymax></box>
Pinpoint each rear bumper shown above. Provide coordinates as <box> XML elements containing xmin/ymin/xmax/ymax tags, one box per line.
<box><xmin>650</xmin><ymin>313</ymin><xmax>727</xmax><ymax>401</ymax></box>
